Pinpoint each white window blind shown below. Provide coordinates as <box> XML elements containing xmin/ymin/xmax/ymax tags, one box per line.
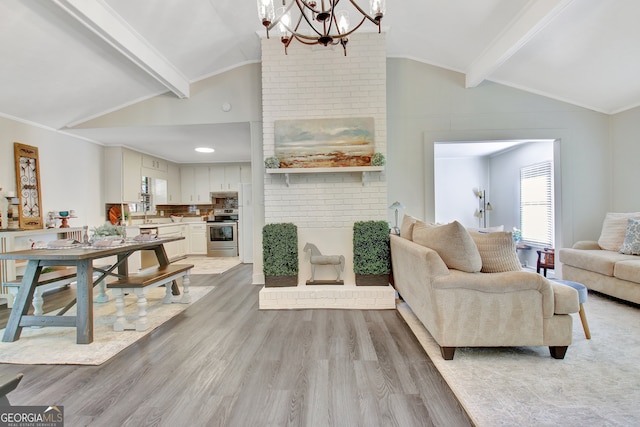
<box><xmin>520</xmin><ymin>161</ymin><xmax>553</xmax><ymax>247</ymax></box>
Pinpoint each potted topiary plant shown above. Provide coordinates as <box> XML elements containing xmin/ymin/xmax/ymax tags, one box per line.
<box><xmin>353</xmin><ymin>220</ymin><xmax>391</xmax><ymax>286</ymax></box>
<box><xmin>263</xmin><ymin>222</ymin><xmax>298</xmax><ymax>287</ymax></box>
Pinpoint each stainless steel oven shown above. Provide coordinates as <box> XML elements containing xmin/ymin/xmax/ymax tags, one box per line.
<box><xmin>206</xmin><ymin>221</ymin><xmax>238</xmax><ymax>257</ymax></box>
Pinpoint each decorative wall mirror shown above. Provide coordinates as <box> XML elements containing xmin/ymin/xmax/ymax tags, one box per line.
<box><xmin>13</xmin><ymin>142</ymin><xmax>44</xmax><ymax>229</ymax></box>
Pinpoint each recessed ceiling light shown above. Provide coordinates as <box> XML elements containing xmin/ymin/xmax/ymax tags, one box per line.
<box><xmin>195</xmin><ymin>147</ymin><xmax>215</xmax><ymax>153</ymax></box>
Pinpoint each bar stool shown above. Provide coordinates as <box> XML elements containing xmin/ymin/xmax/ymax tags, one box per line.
<box><xmin>551</xmin><ymin>278</ymin><xmax>591</xmax><ymax>339</ymax></box>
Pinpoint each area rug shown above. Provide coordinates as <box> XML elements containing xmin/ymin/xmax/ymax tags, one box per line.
<box><xmin>398</xmin><ymin>292</ymin><xmax>640</xmax><ymax>426</ymax></box>
<box><xmin>186</xmin><ymin>256</ymin><xmax>241</xmax><ymax>275</ymax></box>
<box><xmin>0</xmin><ymin>286</ymin><xmax>214</xmax><ymax>366</ymax></box>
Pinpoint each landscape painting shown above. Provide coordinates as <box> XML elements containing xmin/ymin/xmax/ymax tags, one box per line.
<box><xmin>275</xmin><ymin>117</ymin><xmax>374</xmax><ymax>168</ymax></box>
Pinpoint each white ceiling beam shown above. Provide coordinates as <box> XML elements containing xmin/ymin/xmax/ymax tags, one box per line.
<box><xmin>465</xmin><ymin>0</ymin><xmax>576</xmax><ymax>88</ymax></box>
<box><xmin>53</xmin><ymin>0</ymin><xmax>190</xmax><ymax>98</ymax></box>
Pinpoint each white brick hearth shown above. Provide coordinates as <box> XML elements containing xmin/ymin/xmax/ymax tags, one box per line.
<box><xmin>259</xmin><ymin>284</ymin><xmax>396</xmax><ymax>310</ymax></box>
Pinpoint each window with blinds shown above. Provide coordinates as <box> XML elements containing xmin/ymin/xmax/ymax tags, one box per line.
<box><xmin>520</xmin><ymin>161</ymin><xmax>553</xmax><ymax>247</ymax></box>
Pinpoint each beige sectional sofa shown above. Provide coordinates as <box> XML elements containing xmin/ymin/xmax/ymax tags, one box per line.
<box><xmin>559</xmin><ymin>212</ymin><xmax>640</xmax><ymax>305</ymax></box>
<box><xmin>391</xmin><ymin>217</ymin><xmax>579</xmax><ymax>360</ymax></box>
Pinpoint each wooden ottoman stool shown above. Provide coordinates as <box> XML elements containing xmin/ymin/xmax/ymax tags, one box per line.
<box><xmin>551</xmin><ymin>278</ymin><xmax>591</xmax><ymax>339</ymax></box>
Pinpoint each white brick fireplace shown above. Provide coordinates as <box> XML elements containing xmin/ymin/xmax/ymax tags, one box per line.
<box><xmin>258</xmin><ymin>32</ymin><xmax>393</xmax><ymax>309</ymax></box>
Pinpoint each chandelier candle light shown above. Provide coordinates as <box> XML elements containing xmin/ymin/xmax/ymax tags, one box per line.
<box><xmin>257</xmin><ymin>0</ymin><xmax>386</xmax><ymax>55</ymax></box>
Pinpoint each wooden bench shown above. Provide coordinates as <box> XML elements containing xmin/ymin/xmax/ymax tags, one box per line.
<box><xmin>106</xmin><ymin>264</ymin><xmax>194</xmax><ymax>332</ymax></box>
<box><xmin>3</xmin><ymin>265</ymin><xmax>113</xmax><ymax>315</ymax></box>
<box><xmin>3</xmin><ymin>268</ymin><xmax>78</xmax><ymax>316</ymax></box>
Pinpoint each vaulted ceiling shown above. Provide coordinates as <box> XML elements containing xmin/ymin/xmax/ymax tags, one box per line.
<box><xmin>2</xmin><ymin>0</ymin><xmax>639</xmax><ymax>162</ymax></box>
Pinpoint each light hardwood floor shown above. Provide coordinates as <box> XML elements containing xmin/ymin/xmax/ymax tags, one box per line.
<box><xmin>0</xmin><ymin>265</ymin><xmax>473</xmax><ymax>427</ymax></box>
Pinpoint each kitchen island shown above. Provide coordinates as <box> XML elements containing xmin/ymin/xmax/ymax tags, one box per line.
<box><xmin>138</xmin><ymin>219</ymin><xmax>209</xmax><ymax>264</ymax></box>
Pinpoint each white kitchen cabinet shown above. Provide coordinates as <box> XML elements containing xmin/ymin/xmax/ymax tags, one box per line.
<box><xmin>105</xmin><ymin>146</ymin><xmax>141</xmax><ymax>203</ymax></box>
<box><xmin>142</xmin><ymin>155</ymin><xmax>168</xmax><ymax>172</ymax></box>
<box><xmin>180</xmin><ymin>225</ymin><xmax>188</xmax><ymax>257</ymax></box>
<box><xmin>167</xmin><ymin>163</ymin><xmax>181</xmax><ymax>204</ymax></box>
<box><xmin>209</xmin><ymin>163</ymin><xmax>249</xmax><ymax>192</ymax></box>
<box><xmin>181</xmin><ymin>166</ymin><xmax>210</xmax><ymax>203</ymax></box>
<box><xmin>194</xmin><ymin>167</ymin><xmax>210</xmax><ymax>202</ymax></box>
<box><xmin>158</xmin><ymin>224</ymin><xmax>186</xmax><ymax>262</ymax></box>
<box><xmin>224</xmin><ymin>165</ymin><xmax>241</xmax><ymax>191</ymax></box>
<box><xmin>189</xmin><ymin>223</ymin><xmax>207</xmax><ymax>255</ymax></box>
<box><xmin>180</xmin><ymin>167</ymin><xmax>195</xmax><ymax>203</ymax></box>
<box><xmin>209</xmin><ymin>166</ymin><xmax>226</xmax><ymax>191</ymax></box>
<box><xmin>123</xmin><ymin>149</ymin><xmax>142</xmax><ymax>203</ymax></box>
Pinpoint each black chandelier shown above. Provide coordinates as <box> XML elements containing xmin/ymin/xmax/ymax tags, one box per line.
<box><xmin>257</xmin><ymin>0</ymin><xmax>386</xmax><ymax>55</ymax></box>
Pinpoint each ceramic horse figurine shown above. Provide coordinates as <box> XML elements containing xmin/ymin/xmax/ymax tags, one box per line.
<box><xmin>303</xmin><ymin>243</ymin><xmax>345</xmax><ymax>282</ymax></box>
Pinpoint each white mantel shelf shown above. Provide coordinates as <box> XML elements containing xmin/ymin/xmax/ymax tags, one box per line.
<box><xmin>266</xmin><ymin>166</ymin><xmax>384</xmax><ymax>186</ymax></box>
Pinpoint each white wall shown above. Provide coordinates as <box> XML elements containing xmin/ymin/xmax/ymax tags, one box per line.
<box><xmin>434</xmin><ymin>155</ymin><xmax>488</xmax><ymax>227</ymax></box>
<box><xmin>387</xmin><ymin>58</ymin><xmax>612</xmax><ymax>248</ymax></box>
<box><xmin>611</xmin><ymin>106</ymin><xmax>640</xmax><ymax>212</ymax></box>
<box><xmin>0</xmin><ymin>117</ymin><xmax>105</xmax><ymax>228</ymax></box>
<box><xmin>75</xmin><ymin>65</ymin><xmax>262</xmax><ymax>129</ymax></box>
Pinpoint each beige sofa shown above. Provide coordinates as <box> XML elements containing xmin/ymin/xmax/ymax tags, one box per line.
<box><xmin>391</xmin><ymin>218</ymin><xmax>579</xmax><ymax>360</ymax></box>
<box><xmin>559</xmin><ymin>212</ymin><xmax>640</xmax><ymax>304</ymax></box>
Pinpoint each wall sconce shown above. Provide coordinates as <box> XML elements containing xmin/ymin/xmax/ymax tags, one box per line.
<box><xmin>475</xmin><ymin>189</ymin><xmax>492</xmax><ymax>228</ymax></box>
<box><xmin>389</xmin><ymin>201</ymin><xmax>405</xmax><ymax>235</ymax></box>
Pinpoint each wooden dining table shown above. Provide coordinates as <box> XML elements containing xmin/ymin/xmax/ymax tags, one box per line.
<box><xmin>0</xmin><ymin>237</ymin><xmax>183</xmax><ymax>344</ymax></box>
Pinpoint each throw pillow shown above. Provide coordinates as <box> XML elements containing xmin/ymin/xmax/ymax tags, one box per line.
<box><xmin>413</xmin><ymin>220</ymin><xmax>482</xmax><ymax>273</ymax></box>
<box><xmin>469</xmin><ymin>231</ymin><xmax>522</xmax><ymax>273</ymax></box>
<box><xmin>400</xmin><ymin>214</ymin><xmax>419</xmax><ymax>240</ymax></box>
<box><xmin>620</xmin><ymin>218</ymin><xmax>640</xmax><ymax>255</ymax></box>
<box><xmin>598</xmin><ymin>212</ymin><xmax>640</xmax><ymax>251</ymax></box>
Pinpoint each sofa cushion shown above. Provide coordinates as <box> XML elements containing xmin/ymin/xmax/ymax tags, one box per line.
<box><xmin>413</xmin><ymin>221</ymin><xmax>482</xmax><ymax>273</ymax></box>
<box><xmin>613</xmin><ymin>260</ymin><xmax>640</xmax><ymax>284</ymax></box>
<box><xmin>558</xmin><ymin>248</ymin><xmax>639</xmax><ymax>277</ymax></box>
<box><xmin>620</xmin><ymin>218</ymin><xmax>640</xmax><ymax>255</ymax></box>
<box><xmin>598</xmin><ymin>212</ymin><xmax>640</xmax><ymax>251</ymax></box>
<box><xmin>469</xmin><ymin>231</ymin><xmax>522</xmax><ymax>273</ymax></box>
<box><xmin>400</xmin><ymin>214</ymin><xmax>419</xmax><ymax>240</ymax></box>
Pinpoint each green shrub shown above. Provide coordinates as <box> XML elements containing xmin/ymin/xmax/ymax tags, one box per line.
<box><xmin>353</xmin><ymin>220</ymin><xmax>390</xmax><ymax>275</ymax></box>
<box><xmin>263</xmin><ymin>223</ymin><xmax>298</xmax><ymax>276</ymax></box>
